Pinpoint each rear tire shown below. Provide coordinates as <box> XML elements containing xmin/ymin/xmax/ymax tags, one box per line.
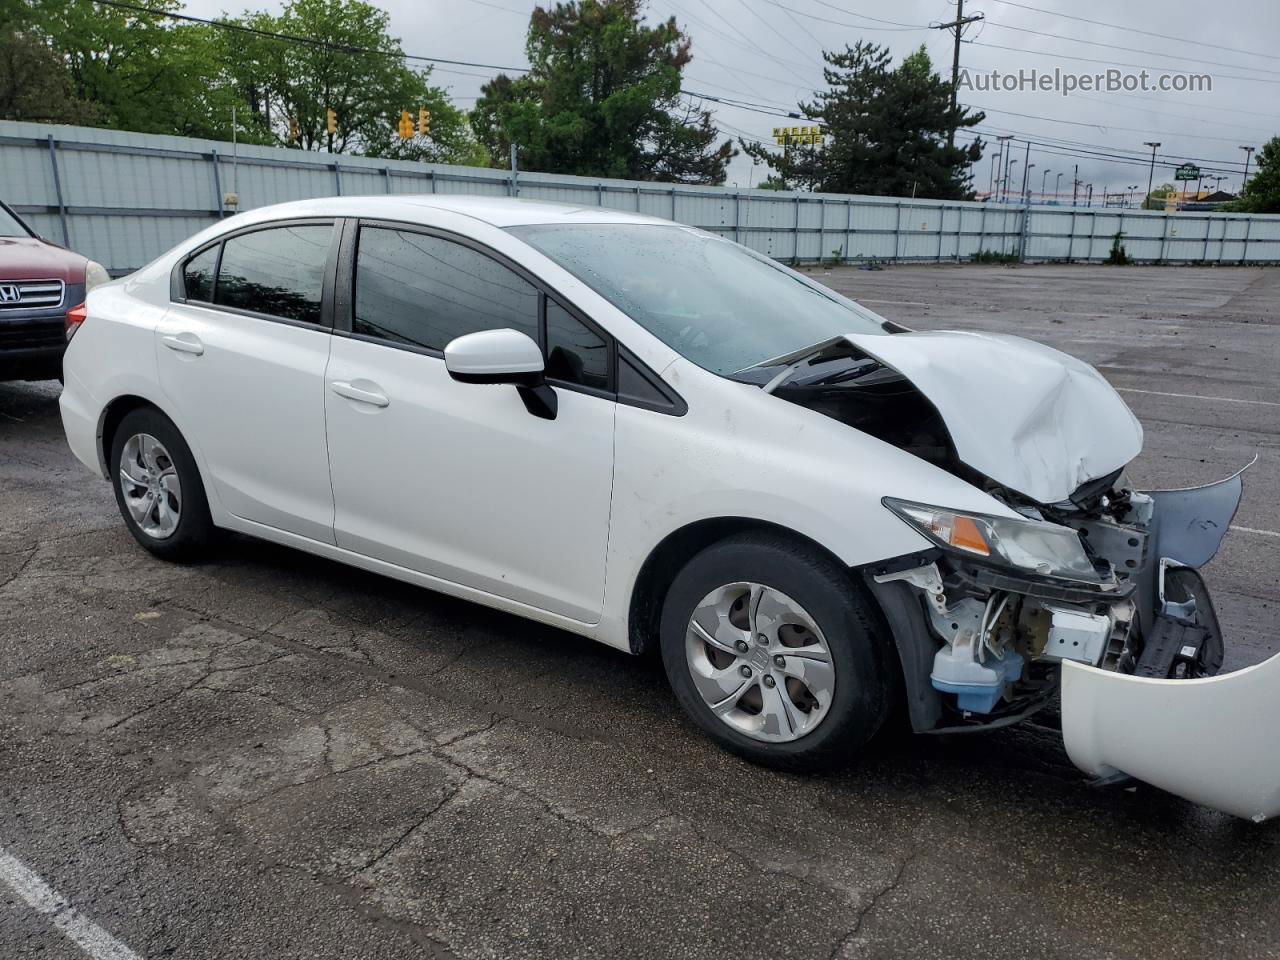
<box><xmin>659</xmin><ymin>532</ymin><xmax>892</xmax><ymax>771</ymax></box>
<box><xmin>109</xmin><ymin>407</ymin><xmax>214</xmax><ymax>562</ymax></box>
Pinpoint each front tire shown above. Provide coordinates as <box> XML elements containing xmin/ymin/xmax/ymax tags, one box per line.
<box><xmin>660</xmin><ymin>533</ymin><xmax>892</xmax><ymax>771</ymax></box>
<box><xmin>109</xmin><ymin>407</ymin><xmax>214</xmax><ymax>562</ymax></box>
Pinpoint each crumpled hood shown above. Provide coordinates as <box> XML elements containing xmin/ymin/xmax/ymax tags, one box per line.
<box><xmin>842</xmin><ymin>330</ymin><xmax>1143</xmax><ymax>504</ymax></box>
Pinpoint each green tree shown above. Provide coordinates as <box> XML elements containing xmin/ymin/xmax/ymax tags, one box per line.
<box><xmin>0</xmin><ymin>26</ymin><xmax>97</xmax><ymax>124</ymax></box>
<box><xmin>1143</xmin><ymin>182</ymin><xmax>1174</xmax><ymax>210</ymax></box>
<box><xmin>18</xmin><ymin>0</ymin><xmax>258</xmax><ymax>140</ymax></box>
<box><xmin>1231</xmin><ymin>137</ymin><xmax>1280</xmax><ymax>213</ymax></box>
<box><xmin>742</xmin><ymin>43</ymin><xmax>983</xmax><ymax>199</ymax></box>
<box><xmin>218</xmin><ymin>0</ymin><xmax>481</xmax><ymax>163</ymax></box>
<box><xmin>472</xmin><ymin>0</ymin><xmax>732</xmax><ymax>183</ymax></box>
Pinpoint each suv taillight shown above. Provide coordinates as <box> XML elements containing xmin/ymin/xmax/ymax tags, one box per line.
<box><xmin>65</xmin><ymin>303</ymin><xmax>87</xmax><ymax>341</ymax></box>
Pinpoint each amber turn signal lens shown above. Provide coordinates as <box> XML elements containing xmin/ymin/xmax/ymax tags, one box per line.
<box><xmin>949</xmin><ymin>515</ymin><xmax>991</xmax><ymax>555</ymax></box>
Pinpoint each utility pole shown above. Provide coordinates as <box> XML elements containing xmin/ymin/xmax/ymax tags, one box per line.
<box><xmin>1072</xmin><ymin>164</ymin><xmax>1079</xmax><ymax>205</ymax></box>
<box><xmin>1240</xmin><ymin>145</ymin><xmax>1256</xmax><ymax>192</ymax></box>
<box><xmin>996</xmin><ymin>134</ymin><xmax>1012</xmax><ymax>202</ymax></box>
<box><xmin>1019</xmin><ymin>140</ymin><xmax>1031</xmax><ymax>203</ymax></box>
<box><xmin>1143</xmin><ymin>141</ymin><xmax>1161</xmax><ymax>210</ymax></box>
<box><xmin>933</xmin><ymin>0</ymin><xmax>984</xmax><ymax>148</ymax></box>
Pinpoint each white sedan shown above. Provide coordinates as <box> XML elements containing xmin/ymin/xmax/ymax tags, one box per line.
<box><xmin>60</xmin><ymin>196</ymin><xmax>1274</xmax><ymax>820</ymax></box>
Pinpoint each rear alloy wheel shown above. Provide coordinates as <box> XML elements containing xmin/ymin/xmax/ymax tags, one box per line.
<box><xmin>118</xmin><ymin>433</ymin><xmax>183</xmax><ymax>539</ymax></box>
<box><xmin>109</xmin><ymin>407</ymin><xmax>214</xmax><ymax>562</ymax></box>
<box><xmin>660</xmin><ymin>533</ymin><xmax>892</xmax><ymax>771</ymax></box>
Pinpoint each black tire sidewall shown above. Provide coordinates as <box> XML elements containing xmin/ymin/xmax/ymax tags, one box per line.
<box><xmin>109</xmin><ymin>407</ymin><xmax>213</xmax><ymax>560</ymax></box>
<box><xmin>660</xmin><ymin>534</ymin><xmax>892</xmax><ymax>770</ymax></box>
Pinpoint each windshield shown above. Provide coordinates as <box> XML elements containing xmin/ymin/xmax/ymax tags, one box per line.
<box><xmin>509</xmin><ymin>223</ymin><xmax>889</xmax><ymax>375</ymax></box>
<box><xmin>0</xmin><ymin>204</ymin><xmax>33</xmax><ymax>238</ymax></box>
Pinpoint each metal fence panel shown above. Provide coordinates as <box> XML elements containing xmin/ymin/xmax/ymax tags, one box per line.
<box><xmin>4</xmin><ymin>120</ymin><xmax>1280</xmax><ymax>274</ymax></box>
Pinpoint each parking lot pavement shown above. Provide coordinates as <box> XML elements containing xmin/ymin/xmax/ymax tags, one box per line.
<box><xmin>2</xmin><ymin>264</ymin><xmax>1278</xmax><ymax>960</ymax></box>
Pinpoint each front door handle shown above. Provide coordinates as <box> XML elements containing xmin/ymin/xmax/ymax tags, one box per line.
<box><xmin>162</xmin><ymin>333</ymin><xmax>204</xmax><ymax>356</ymax></box>
<box><xmin>331</xmin><ymin>380</ymin><xmax>390</xmax><ymax>408</ymax></box>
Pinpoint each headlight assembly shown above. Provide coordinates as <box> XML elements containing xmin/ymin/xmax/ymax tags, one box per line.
<box><xmin>84</xmin><ymin>260</ymin><xmax>111</xmax><ymax>294</ymax></box>
<box><xmin>883</xmin><ymin>497</ymin><xmax>1104</xmax><ymax>584</ymax></box>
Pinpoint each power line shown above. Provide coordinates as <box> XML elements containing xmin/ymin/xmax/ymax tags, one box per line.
<box><xmin>981</xmin><ymin>0</ymin><xmax>1280</xmax><ymax>65</ymax></box>
<box><xmin>981</xmin><ymin>18</ymin><xmax>1280</xmax><ymax>79</ymax></box>
<box><xmin>967</xmin><ymin>102</ymin><xmax>1268</xmax><ymax>146</ymax></box>
<box><xmin>92</xmin><ymin>0</ymin><xmax>534</xmax><ymax>74</ymax></box>
<box><xmin>758</xmin><ymin>0</ymin><xmax>929</xmax><ymax>32</ymax></box>
<box><xmin>968</xmin><ymin>38</ymin><xmax>1280</xmax><ymax>87</ymax></box>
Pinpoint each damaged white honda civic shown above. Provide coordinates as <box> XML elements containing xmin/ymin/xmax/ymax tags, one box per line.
<box><xmin>60</xmin><ymin>197</ymin><xmax>1270</xmax><ymax>820</ymax></box>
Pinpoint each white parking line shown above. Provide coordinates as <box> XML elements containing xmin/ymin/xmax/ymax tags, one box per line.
<box><xmin>0</xmin><ymin>846</ymin><xmax>141</xmax><ymax>960</ymax></box>
<box><xmin>1117</xmin><ymin>387</ymin><xmax>1280</xmax><ymax>408</ymax></box>
<box><xmin>1234</xmin><ymin>525</ymin><xmax>1280</xmax><ymax>539</ymax></box>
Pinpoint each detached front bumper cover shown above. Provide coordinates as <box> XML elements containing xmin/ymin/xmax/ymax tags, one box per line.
<box><xmin>1059</xmin><ymin>464</ymin><xmax>1280</xmax><ymax>821</ymax></box>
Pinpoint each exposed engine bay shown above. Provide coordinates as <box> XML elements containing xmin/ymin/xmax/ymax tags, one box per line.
<box><xmin>740</xmin><ymin>332</ymin><xmax>1274</xmax><ymax>820</ymax></box>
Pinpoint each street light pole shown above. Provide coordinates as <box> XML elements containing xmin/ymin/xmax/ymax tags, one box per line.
<box><xmin>1001</xmin><ymin>138</ymin><xmax>1016</xmax><ymax>203</ymax></box>
<box><xmin>994</xmin><ymin>134</ymin><xmax>1012</xmax><ymax>201</ymax></box>
<box><xmin>1040</xmin><ymin>167</ymin><xmax>1051</xmax><ymax>200</ymax></box>
<box><xmin>1006</xmin><ymin>158</ymin><xmax>1020</xmax><ymax>204</ymax></box>
<box><xmin>1055</xmin><ymin>172</ymin><xmax>1063</xmax><ymax>202</ymax></box>
<box><xmin>1241</xmin><ymin>145</ymin><xmax>1256</xmax><ymax>192</ymax></box>
<box><xmin>1143</xmin><ymin>141</ymin><xmax>1161</xmax><ymax>209</ymax></box>
<box><xmin>1019</xmin><ymin>140</ymin><xmax>1032</xmax><ymax>203</ymax></box>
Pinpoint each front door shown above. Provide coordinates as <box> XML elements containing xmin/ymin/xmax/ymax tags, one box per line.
<box><xmin>323</xmin><ymin>223</ymin><xmax>615</xmax><ymax>623</ymax></box>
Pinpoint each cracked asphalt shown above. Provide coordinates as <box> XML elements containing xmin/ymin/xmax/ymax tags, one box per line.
<box><xmin>3</xmin><ymin>263</ymin><xmax>1279</xmax><ymax>960</ymax></box>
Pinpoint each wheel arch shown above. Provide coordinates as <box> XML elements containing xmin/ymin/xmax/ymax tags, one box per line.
<box><xmin>628</xmin><ymin>517</ymin><xmax>877</xmax><ymax>655</ymax></box>
<box><xmin>97</xmin><ymin>394</ymin><xmax>162</xmax><ymax>476</ymax></box>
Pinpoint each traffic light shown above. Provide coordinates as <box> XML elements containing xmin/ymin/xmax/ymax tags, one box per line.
<box><xmin>287</xmin><ymin>116</ymin><xmax>300</xmax><ymax>141</ymax></box>
<box><xmin>417</xmin><ymin>107</ymin><xmax>431</xmax><ymax>136</ymax></box>
<box><xmin>326</xmin><ymin>108</ymin><xmax>337</xmax><ymax>135</ymax></box>
<box><xmin>398</xmin><ymin>110</ymin><xmax>413</xmax><ymax>139</ymax></box>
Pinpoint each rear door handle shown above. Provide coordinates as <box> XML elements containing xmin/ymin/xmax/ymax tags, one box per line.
<box><xmin>162</xmin><ymin>333</ymin><xmax>204</xmax><ymax>356</ymax></box>
<box><xmin>331</xmin><ymin>380</ymin><xmax>390</xmax><ymax>408</ymax></box>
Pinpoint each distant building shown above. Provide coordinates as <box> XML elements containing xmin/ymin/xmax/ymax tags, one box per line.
<box><xmin>1164</xmin><ymin>189</ymin><xmax>1236</xmax><ymax>211</ymax></box>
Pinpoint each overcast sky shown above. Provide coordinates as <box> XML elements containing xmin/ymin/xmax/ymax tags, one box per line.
<box><xmin>184</xmin><ymin>0</ymin><xmax>1279</xmax><ymax>200</ymax></box>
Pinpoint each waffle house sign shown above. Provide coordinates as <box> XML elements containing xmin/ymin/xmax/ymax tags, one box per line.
<box><xmin>773</xmin><ymin>126</ymin><xmax>825</xmax><ymax>146</ymax></box>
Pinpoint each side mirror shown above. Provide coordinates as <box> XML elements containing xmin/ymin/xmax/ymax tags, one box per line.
<box><xmin>443</xmin><ymin>328</ymin><xmax>557</xmax><ymax>420</ymax></box>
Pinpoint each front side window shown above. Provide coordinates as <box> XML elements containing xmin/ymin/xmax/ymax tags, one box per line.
<box><xmin>354</xmin><ymin>227</ymin><xmax>539</xmax><ymax>351</ymax></box>
<box><xmin>510</xmin><ymin>223</ymin><xmax>890</xmax><ymax>375</ymax></box>
<box><xmin>545</xmin><ymin>299</ymin><xmax>608</xmax><ymax>390</ymax></box>
<box><xmin>183</xmin><ymin>246</ymin><xmax>218</xmax><ymax>302</ymax></box>
<box><xmin>214</xmin><ymin>223</ymin><xmax>332</xmax><ymax>324</ymax></box>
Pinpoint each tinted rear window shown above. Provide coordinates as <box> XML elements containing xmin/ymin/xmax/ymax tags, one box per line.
<box><xmin>214</xmin><ymin>224</ymin><xmax>332</xmax><ymax>324</ymax></box>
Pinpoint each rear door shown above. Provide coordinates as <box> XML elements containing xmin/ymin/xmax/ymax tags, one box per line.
<box><xmin>157</xmin><ymin>219</ymin><xmax>339</xmax><ymax>543</ymax></box>
<box><xmin>323</xmin><ymin>221</ymin><xmax>616</xmax><ymax>622</ymax></box>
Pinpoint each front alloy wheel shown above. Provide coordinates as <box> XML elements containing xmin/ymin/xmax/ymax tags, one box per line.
<box><xmin>686</xmin><ymin>582</ymin><xmax>836</xmax><ymax>742</ymax></box>
<box><xmin>660</xmin><ymin>533</ymin><xmax>892</xmax><ymax>771</ymax></box>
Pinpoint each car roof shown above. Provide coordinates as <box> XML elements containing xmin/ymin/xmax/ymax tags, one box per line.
<box><xmin>238</xmin><ymin>194</ymin><xmax>675</xmax><ymax>229</ymax></box>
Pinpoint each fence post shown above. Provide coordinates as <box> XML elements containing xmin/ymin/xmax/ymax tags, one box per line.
<box><xmin>634</xmin><ymin>184</ymin><xmax>641</xmax><ymax>213</ymax></box>
<box><xmin>332</xmin><ymin>161</ymin><xmax>342</xmax><ymax>196</ymax></box>
<box><xmin>596</xmin><ymin>183</ymin><xmax>604</xmax><ymax>206</ymax></box>
<box><xmin>1201</xmin><ymin>215</ymin><xmax>1211</xmax><ymax>263</ymax></box>
<box><xmin>844</xmin><ymin>199</ymin><xmax>853</xmax><ymax>262</ymax></box>
<box><xmin>794</xmin><ymin>194</ymin><xmax>801</xmax><ymax>261</ymax></box>
<box><xmin>671</xmin><ymin>187</ymin><xmax>677</xmax><ymax>220</ymax></box>
<box><xmin>937</xmin><ymin>206</ymin><xmax>945</xmax><ymax>262</ymax></box>
<box><xmin>975</xmin><ymin>204</ymin><xmax>986</xmax><ymax>260</ymax></box>
<box><xmin>893</xmin><ymin>201</ymin><xmax>902</xmax><ymax>262</ymax></box>
<box><xmin>734</xmin><ymin>192</ymin><xmax>742</xmax><ymax>245</ymax></box>
<box><xmin>383</xmin><ymin>167</ymin><xmax>392</xmax><ymax>194</ymax></box>
<box><xmin>46</xmin><ymin>135</ymin><xmax>70</xmax><ymax>246</ymax></box>
<box><xmin>211</xmin><ymin>149</ymin><xmax>224</xmax><ymax>218</ymax></box>
<box><xmin>1018</xmin><ymin>201</ymin><xmax>1032</xmax><ymax>262</ymax></box>
<box><xmin>1158</xmin><ymin>212</ymin><xmax>1169</xmax><ymax>264</ymax></box>
<box><xmin>1240</xmin><ymin>216</ymin><xmax>1252</xmax><ymax>264</ymax></box>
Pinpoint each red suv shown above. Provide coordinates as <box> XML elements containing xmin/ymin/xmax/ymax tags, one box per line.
<box><xmin>0</xmin><ymin>201</ymin><xmax>110</xmax><ymax>382</ymax></box>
